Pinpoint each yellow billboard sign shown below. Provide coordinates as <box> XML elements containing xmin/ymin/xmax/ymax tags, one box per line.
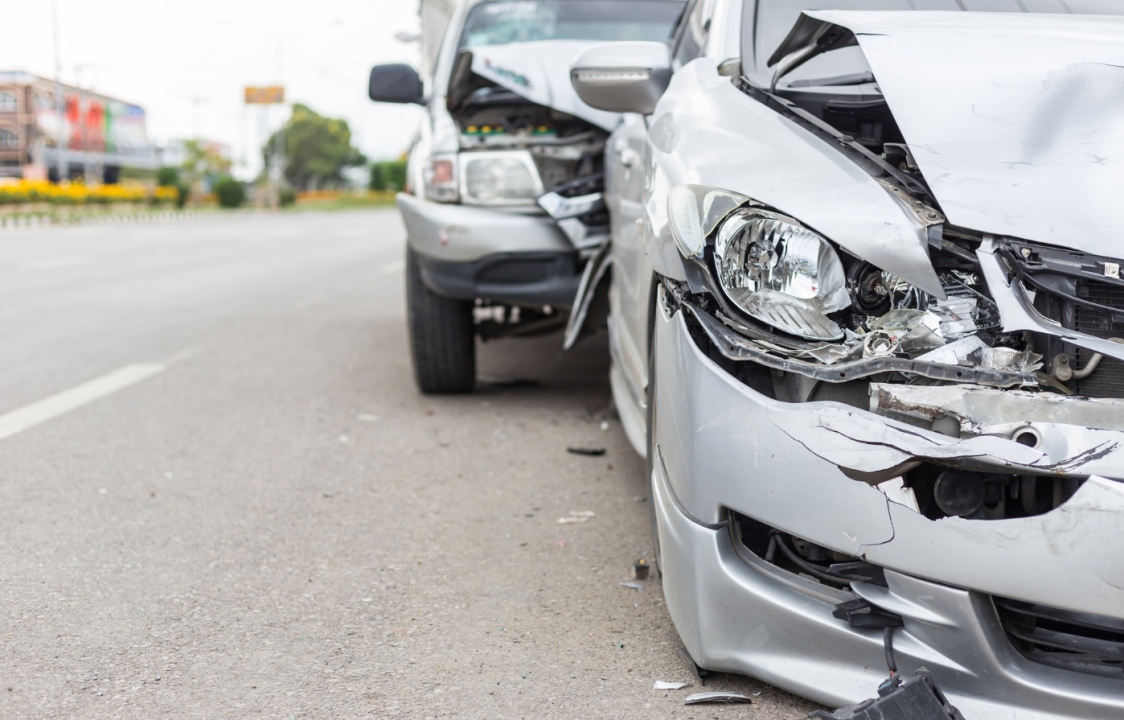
<box><xmin>244</xmin><ymin>86</ymin><xmax>285</xmax><ymax>104</ymax></box>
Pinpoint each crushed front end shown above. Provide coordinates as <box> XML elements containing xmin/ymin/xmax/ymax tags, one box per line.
<box><xmin>649</xmin><ymin>182</ymin><xmax>1124</xmax><ymax>719</ymax></box>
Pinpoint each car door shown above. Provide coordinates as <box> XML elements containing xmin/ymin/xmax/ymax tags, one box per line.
<box><xmin>604</xmin><ymin>0</ymin><xmax>716</xmax><ymax>453</ymax></box>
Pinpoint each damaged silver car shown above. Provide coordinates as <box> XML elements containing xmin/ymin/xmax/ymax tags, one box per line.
<box><xmin>367</xmin><ymin>0</ymin><xmax>684</xmax><ymax>393</ymax></box>
<box><xmin>570</xmin><ymin>1</ymin><xmax>1124</xmax><ymax>717</ymax></box>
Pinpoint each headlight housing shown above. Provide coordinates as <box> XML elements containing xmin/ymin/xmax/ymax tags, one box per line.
<box><xmin>459</xmin><ymin>150</ymin><xmax>543</xmax><ymax>206</ymax></box>
<box><xmin>713</xmin><ymin>208</ymin><xmax>850</xmax><ymax>341</ymax></box>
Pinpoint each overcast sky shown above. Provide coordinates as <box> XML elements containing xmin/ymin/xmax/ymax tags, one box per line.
<box><xmin>0</xmin><ymin>0</ymin><xmax>428</xmax><ymax>177</ymax></box>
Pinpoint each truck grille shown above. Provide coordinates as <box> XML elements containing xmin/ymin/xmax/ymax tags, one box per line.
<box><xmin>995</xmin><ymin>597</ymin><xmax>1124</xmax><ymax>680</ymax></box>
<box><xmin>1074</xmin><ymin>280</ymin><xmax>1124</xmax><ymax>399</ymax></box>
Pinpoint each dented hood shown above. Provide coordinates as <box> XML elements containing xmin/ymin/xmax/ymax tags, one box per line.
<box><xmin>467</xmin><ymin>40</ymin><xmax>621</xmax><ymax>132</ymax></box>
<box><xmin>792</xmin><ymin>11</ymin><xmax>1124</xmax><ymax>257</ymax></box>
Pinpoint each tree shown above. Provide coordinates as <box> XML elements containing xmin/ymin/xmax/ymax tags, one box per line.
<box><xmin>263</xmin><ymin>104</ymin><xmax>366</xmax><ymax>191</ymax></box>
<box><xmin>180</xmin><ymin>140</ymin><xmax>232</xmax><ymax>189</ymax></box>
<box><xmin>369</xmin><ymin>160</ymin><xmax>407</xmax><ymax>192</ymax></box>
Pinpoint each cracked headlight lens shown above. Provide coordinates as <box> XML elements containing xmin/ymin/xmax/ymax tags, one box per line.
<box><xmin>459</xmin><ymin>150</ymin><xmax>542</xmax><ymax>205</ymax></box>
<box><xmin>714</xmin><ymin>209</ymin><xmax>850</xmax><ymax>341</ymax></box>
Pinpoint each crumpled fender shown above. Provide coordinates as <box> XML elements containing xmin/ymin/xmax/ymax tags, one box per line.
<box><xmin>643</xmin><ymin>58</ymin><xmax>941</xmax><ymax>294</ymax></box>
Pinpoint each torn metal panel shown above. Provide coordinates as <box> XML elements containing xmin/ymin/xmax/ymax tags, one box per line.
<box><xmin>770</xmin><ymin>403</ymin><xmax>1121</xmax><ymax>479</ymax></box>
<box><xmin>799</xmin><ymin>10</ymin><xmax>1124</xmax><ymax>259</ymax></box>
<box><xmin>870</xmin><ymin>382</ymin><xmax>1124</xmax><ymax>436</ymax></box>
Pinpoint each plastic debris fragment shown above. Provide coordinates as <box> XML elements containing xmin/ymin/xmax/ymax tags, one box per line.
<box><xmin>558</xmin><ymin>510</ymin><xmax>596</xmax><ymax>524</ymax></box>
<box><xmin>684</xmin><ymin>691</ymin><xmax>753</xmax><ymax>705</ymax></box>
<box><xmin>654</xmin><ymin>681</ymin><xmax>690</xmax><ymax>690</ymax></box>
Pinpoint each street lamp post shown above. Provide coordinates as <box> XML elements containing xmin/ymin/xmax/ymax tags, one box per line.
<box><xmin>51</xmin><ymin>0</ymin><xmax>66</xmax><ymax>182</ymax></box>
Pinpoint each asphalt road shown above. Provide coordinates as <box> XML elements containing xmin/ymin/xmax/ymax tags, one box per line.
<box><xmin>0</xmin><ymin>210</ymin><xmax>818</xmax><ymax>718</ymax></box>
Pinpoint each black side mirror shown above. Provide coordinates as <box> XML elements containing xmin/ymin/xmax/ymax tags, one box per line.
<box><xmin>369</xmin><ymin>64</ymin><xmax>424</xmax><ymax>104</ymax></box>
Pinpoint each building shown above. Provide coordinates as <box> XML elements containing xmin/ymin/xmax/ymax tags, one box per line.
<box><xmin>0</xmin><ymin>71</ymin><xmax>158</xmax><ymax>182</ymax></box>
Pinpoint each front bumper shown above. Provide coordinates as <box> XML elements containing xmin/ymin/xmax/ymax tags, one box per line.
<box><xmin>397</xmin><ymin>193</ymin><xmax>581</xmax><ymax>306</ymax></box>
<box><xmin>652</xmin><ymin>303</ymin><xmax>1124</xmax><ymax>718</ymax></box>
<box><xmin>397</xmin><ymin>192</ymin><xmax>573</xmax><ymax>263</ymax></box>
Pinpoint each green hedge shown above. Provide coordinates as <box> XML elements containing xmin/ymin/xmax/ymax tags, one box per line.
<box><xmin>369</xmin><ymin>160</ymin><xmax>407</xmax><ymax>192</ymax></box>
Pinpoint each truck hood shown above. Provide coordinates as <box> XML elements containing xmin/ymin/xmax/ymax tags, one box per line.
<box><xmin>467</xmin><ymin>40</ymin><xmax>621</xmax><ymax>132</ymax></box>
<box><xmin>786</xmin><ymin>11</ymin><xmax>1124</xmax><ymax>257</ymax></box>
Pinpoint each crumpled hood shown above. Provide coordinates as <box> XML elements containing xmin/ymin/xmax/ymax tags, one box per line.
<box><xmin>799</xmin><ymin>11</ymin><xmax>1124</xmax><ymax>257</ymax></box>
<box><xmin>466</xmin><ymin>40</ymin><xmax>621</xmax><ymax>132</ymax></box>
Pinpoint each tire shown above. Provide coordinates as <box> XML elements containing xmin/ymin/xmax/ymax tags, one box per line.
<box><xmin>405</xmin><ymin>247</ymin><xmax>476</xmax><ymax>394</ymax></box>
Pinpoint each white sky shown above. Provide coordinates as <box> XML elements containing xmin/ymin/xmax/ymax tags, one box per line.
<box><xmin>0</xmin><ymin>0</ymin><xmax>429</xmax><ymax>177</ymax></box>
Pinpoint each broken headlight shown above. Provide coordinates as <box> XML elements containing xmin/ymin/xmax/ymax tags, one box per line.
<box><xmin>713</xmin><ymin>208</ymin><xmax>851</xmax><ymax>341</ymax></box>
<box><xmin>459</xmin><ymin>150</ymin><xmax>543</xmax><ymax>206</ymax></box>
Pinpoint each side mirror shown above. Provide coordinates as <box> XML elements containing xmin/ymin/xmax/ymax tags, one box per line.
<box><xmin>369</xmin><ymin>64</ymin><xmax>424</xmax><ymax>104</ymax></box>
<box><xmin>570</xmin><ymin>42</ymin><xmax>671</xmax><ymax>115</ymax></box>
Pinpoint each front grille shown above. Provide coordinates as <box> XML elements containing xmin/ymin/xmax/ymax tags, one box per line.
<box><xmin>995</xmin><ymin>597</ymin><xmax>1124</xmax><ymax>679</ymax></box>
<box><xmin>1075</xmin><ymin>280</ymin><xmax>1124</xmax><ymax>398</ymax></box>
<box><xmin>476</xmin><ymin>259</ymin><xmax>553</xmax><ymax>284</ymax></box>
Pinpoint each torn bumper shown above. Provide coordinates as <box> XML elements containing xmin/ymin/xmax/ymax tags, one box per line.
<box><xmin>653</xmin><ymin>304</ymin><xmax>1124</xmax><ymax>718</ymax></box>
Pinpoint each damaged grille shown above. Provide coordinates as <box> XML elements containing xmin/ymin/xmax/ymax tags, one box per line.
<box><xmin>1074</xmin><ymin>280</ymin><xmax>1124</xmax><ymax>399</ymax></box>
<box><xmin>995</xmin><ymin>598</ymin><xmax>1124</xmax><ymax>680</ymax></box>
<box><xmin>1005</xmin><ymin>240</ymin><xmax>1124</xmax><ymax>399</ymax></box>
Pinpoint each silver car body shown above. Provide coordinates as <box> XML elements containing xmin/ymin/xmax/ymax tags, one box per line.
<box><xmin>600</xmin><ymin>2</ymin><xmax>1124</xmax><ymax>717</ymax></box>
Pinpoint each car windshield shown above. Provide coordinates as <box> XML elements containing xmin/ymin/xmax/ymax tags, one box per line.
<box><xmin>749</xmin><ymin>0</ymin><xmax>1124</xmax><ymax>86</ymax></box>
<box><xmin>459</xmin><ymin>0</ymin><xmax>685</xmax><ymax>49</ymax></box>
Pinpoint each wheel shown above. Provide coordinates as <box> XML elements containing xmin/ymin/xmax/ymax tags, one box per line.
<box><xmin>405</xmin><ymin>247</ymin><xmax>476</xmax><ymax>394</ymax></box>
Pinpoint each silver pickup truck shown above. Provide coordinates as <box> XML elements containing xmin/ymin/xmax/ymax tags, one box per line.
<box><xmin>367</xmin><ymin>0</ymin><xmax>684</xmax><ymax>393</ymax></box>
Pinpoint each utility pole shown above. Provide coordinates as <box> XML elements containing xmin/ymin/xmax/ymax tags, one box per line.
<box><xmin>51</xmin><ymin>0</ymin><xmax>66</xmax><ymax>183</ymax></box>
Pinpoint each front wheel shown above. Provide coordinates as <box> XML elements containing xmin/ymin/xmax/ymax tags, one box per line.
<box><xmin>405</xmin><ymin>248</ymin><xmax>476</xmax><ymax>394</ymax></box>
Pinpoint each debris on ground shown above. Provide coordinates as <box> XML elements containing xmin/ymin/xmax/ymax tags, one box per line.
<box><xmin>684</xmin><ymin>691</ymin><xmax>754</xmax><ymax>705</ymax></box>
<box><xmin>633</xmin><ymin>558</ymin><xmax>650</xmax><ymax>580</ymax></box>
<box><xmin>558</xmin><ymin>510</ymin><xmax>595</xmax><ymax>524</ymax></box>
<box><xmin>654</xmin><ymin>681</ymin><xmax>691</xmax><ymax>690</ymax></box>
<box><xmin>619</xmin><ymin>582</ymin><xmax>644</xmax><ymax>590</ymax></box>
<box><xmin>567</xmin><ymin>446</ymin><xmax>606</xmax><ymax>456</ymax></box>
<box><xmin>600</xmin><ymin>421</ymin><xmax>610</xmax><ymax>431</ymax></box>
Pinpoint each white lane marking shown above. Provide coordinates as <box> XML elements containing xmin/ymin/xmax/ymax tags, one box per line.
<box><xmin>380</xmin><ymin>260</ymin><xmax>405</xmax><ymax>275</ymax></box>
<box><xmin>19</xmin><ymin>254</ymin><xmax>96</xmax><ymax>270</ymax></box>
<box><xmin>0</xmin><ymin>364</ymin><xmax>167</xmax><ymax>441</ymax></box>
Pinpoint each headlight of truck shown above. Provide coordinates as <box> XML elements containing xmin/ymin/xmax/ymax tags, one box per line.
<box><xmin>423</xmin><ymin>154</ymin><xmax>459</xmax><ymax>203</ymax></box>
<box><xmin>713</xmin><ymin>208</ymin><xmax>851</xmax><ymax>341</ymax></box>
<box><xmin>459</xmin><ymin>151</ymin><xmax>543</xmax><ymax>206</ymax></box>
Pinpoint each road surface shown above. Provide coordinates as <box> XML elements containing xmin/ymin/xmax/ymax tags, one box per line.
<box><xmin>0</xmin><ymin>210</ymin><xmax>818</xmax><ymax>718</ymax></box>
